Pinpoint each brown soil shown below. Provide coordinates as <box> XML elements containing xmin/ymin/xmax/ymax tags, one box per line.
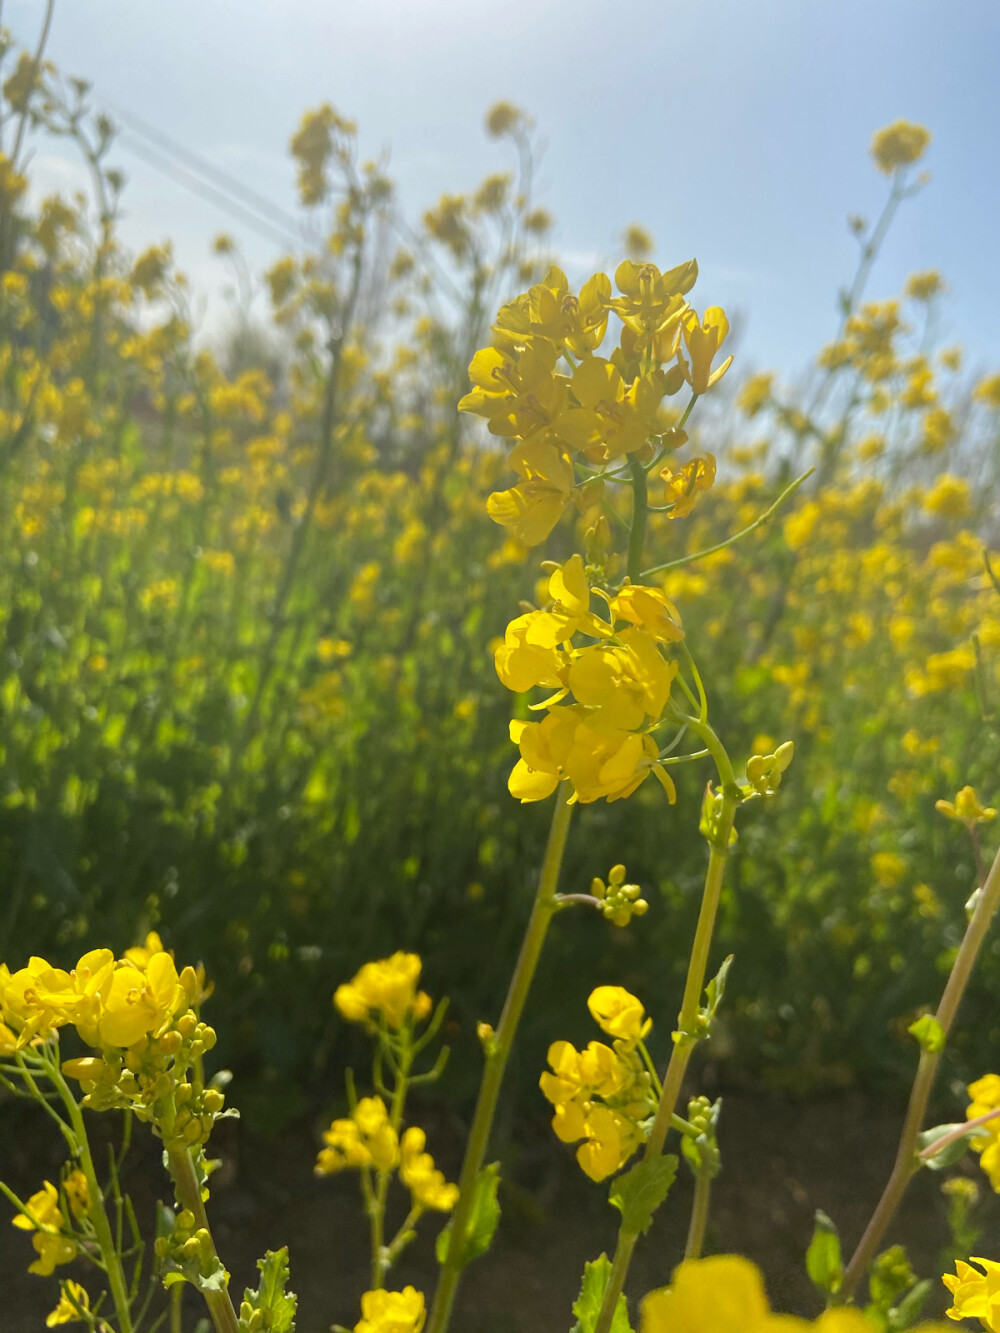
<box><xmin>1</xmin><ymin>1088</ymin><xmax>989</xmax><ymax>1332</ymax></box>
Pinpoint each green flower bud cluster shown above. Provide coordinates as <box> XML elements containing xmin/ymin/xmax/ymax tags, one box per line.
<box><xmin>681</xmin><ymin>1094</ymin><xmax>721</xmax><ymax>1179</ymax></box>
<box><xmin>591</xmin><ymin>864</ymin><xmax>648</xmax><ymax>926</ymax></box>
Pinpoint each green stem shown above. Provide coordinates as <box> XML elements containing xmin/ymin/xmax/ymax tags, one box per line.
<box><xmin>594</xmin><ymin>790</ymin><xmax>739</xmax><ymax>1333</ymax></box>
<box><xmin>641</xmin><ymin>468</ymin><xmax>814</xmax><ymax>580</ymax></box>
<box><xmin>371</xmin><ymin>1039</ymin><xmax>414</xmax><ymax>1288</ymax></box>
<box><xmin>684</xmin><ymin>1171</ymin><xmax>712</xmax><ymax>1261</ymax></box>
<box><xmin>426</xmin><ymin>783</ymin><xmax>575</xmax><ymax>1333</ymax></box>
<box><xmin>46</xmin><ymin>1060</ymin><xmax>135</xmax><ymax>1333</ymax></box>
<box><xmin>627</xmin><ymin>459</ymin><xmax>648</xmax><ymax>583</ymax></box>
<box><xmin>167</xmin><ymin>1147</ymin><xmax>241</xmax><ymax>1333</ymax></box>
<box><xmin>837</xmin><ymin>834</ymin><xmax>1000</xmax><ymax>1304</ymax></box>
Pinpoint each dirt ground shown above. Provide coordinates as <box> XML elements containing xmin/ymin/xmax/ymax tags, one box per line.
<box><xmin>0</xmin><ymin>1086</ymin><xmax>987</xmax><ymax>1332</ymax></box>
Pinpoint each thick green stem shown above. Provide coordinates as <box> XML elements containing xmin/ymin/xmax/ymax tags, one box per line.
<box><xmin>425</xmin><ymin>784</ymin><xmax>575</xmax><ymax>1333</ymax></box>
<box><xmin>627</xmin><ymin>459</ymin><xmax>648</xmax><ymax>583</ymax></box>
<box><xmin>167</xmin><ymin>1147</ymin><xmax>241</xmax><ymax>1333</ymax></box>
<box><xmin>47</xmin><ymin>1062</ymin><xmax>135</xmax><ymax>1333</ymax></box>
<box><xmin>594</xmin><ymin>792</ymin><xmax>738</xmax><ymax>1333</ymax></box>
<box><xmin>684</xmin><ymin>1171</ymin><xmax>712</xmax><ymax>1261</ymax></box>
<box><xmin>837</xmin><ymin>835</ymin><xmax>1000</xmax><ymax>1303</ymax></box>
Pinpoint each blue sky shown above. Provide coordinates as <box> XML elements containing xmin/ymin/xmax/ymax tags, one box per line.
<box><xmin>7</xmin><ymin>0</ymin><xmax>1000</xmax><ymax>378</ymax></box>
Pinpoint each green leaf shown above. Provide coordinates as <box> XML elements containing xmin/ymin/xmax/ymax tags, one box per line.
<box><xmin>239</xmin><ymin>1248</ymin><xmax>297</xmax><ymax>1333</ymax></box>
<box><xmin>608</xmin><ymin>1155</ymin><xmax>678</xmax><ymax>1237</ymax></box>
<box><xmin>907</xmin><ymin>1014</ymin><xmax>945</xmax><ymax>1053</ymax></box>
<box><xmin>570</xmin><ymin>1254</ymin><xmax>635</xmax><ymax>1333</ymax></box>
<box><xmin>916</xmin><ymin>1123</ymin><xmax>972</xmax><ymax>1170</ymax></box>
<box><xmin>805</xmin><ymin>1210</ymin><xmax>843</xmax><ymax>1296</ymax></box>
<box><xmin>704</xmin><ymin>955</ymin><xmax>734</xmax><ymax>1019</ymax></box>
<box><xmin>436</xmin><ymin>1163</ymin><xmax>501</xmax><ymax>1271</ymax></box>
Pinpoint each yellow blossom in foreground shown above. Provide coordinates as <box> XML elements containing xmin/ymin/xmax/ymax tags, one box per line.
<box><xmin>587</xmin><ymin>986</ymin><xmax>651</xmax><ymax>1043</ymax></box>
<box><xmin>354</xmin><ymin>1286</ymin><xmax>426</xmax><ymax>1333</ymax></box>
<box><xmin>334</xmin><ymin>952</ymin><xmax>431</xmax><ymax>1029</ymax></box>
<box><xmin>943</xmin><ymin>1256</ymin><xmax>1000</xmax><ymax>1329</ymax></box>
<box><xmin>46</xmin><ymin>1281</ymin><xmax>91</xmax><ymax>1326</ymax></box>
<box><xmin>679</xmin><ymin>308</ymin><xmax>732</xmax><ymax>394</ymax></box>
<box><xmin>643</xmin><ymin>1255</ymin><xmax>951</xmax><ymax>1332</ymax></box>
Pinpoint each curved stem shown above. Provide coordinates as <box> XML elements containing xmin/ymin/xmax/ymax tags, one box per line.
<box><xmin>641</xmin><ymin>468</ymin><xmax>814</xmax><ymax>580</ymax></box>
<box><xmin>594</xmin><ymin>790</ymin><xmax>739</xmax><ymax>1333</ymax></box>
<box><xmin>426</xmin><ymin>784</ymin><xmax>574</xmax><ymax>1333</ymax></box>
<box><xmin>837</xmin><ymin>835</ymin><xmax>1000</xmax><ymax>1304</ymax></box>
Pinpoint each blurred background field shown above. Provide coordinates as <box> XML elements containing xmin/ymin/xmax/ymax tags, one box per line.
<box><xmin>2</xmin><ymin>2</ymin><xmax>1000</xmax><ymax>1326</ymax></box>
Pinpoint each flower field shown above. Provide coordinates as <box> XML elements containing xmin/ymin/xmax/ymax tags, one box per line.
<box><xmin>2</xmin><ymin>11</ymin><xmax>1000</xmax><ymax>1333</ymax></box>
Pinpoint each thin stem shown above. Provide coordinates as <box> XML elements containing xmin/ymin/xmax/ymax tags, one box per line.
<box><xmin>919</xmin><ymin>1105</ymin><xmax>1000</xmax><ymax>1162</ymax></box>
<box><xmin>166</xmin><ymin>1147</ymin><xmax>240</xmax><ymax>1333</ymax></box>
<box><xmin>684</xmin><ymin>1170</ymin><xmax>712</xmax><ymax>1260</ymax></box>
<box><xmin>641</xmin><ymin>469</ymin><xmax>814</xmax><ymax>580</ymax></box>
<box><xmin>594</xmin><ymin>790</ymin><xmax>739</xmax><ymax>1333</ymax></box>
<box><xmin>426</xmin><ymin>783</ymin><xmax>575</xmax><ymax>1333</ymax></box>
<box><xmin>837</xmin><ymin>835</ymin><xmax>1000</xmax><ymax>1304</ymax></box>
<box><xmin>45</xmin><ymin>1058</ymin><xmax>135</xmax><ymax>1333</ymax></box>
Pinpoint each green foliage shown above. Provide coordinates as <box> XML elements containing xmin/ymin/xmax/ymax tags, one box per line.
<box><xmin>238</xmin><ymin>1249</ymin><xmax>297</xmax><ymax>1333</ymax></box>
<box><xmin>608</xmin><ymin>1155</ymin><xmax>678</xmax><ymax>1237</ymax></box>
<box><xmin>570</xmin><ymin>1255</ymin><xmax>634</xmax><ymax>1333</ymax></box>
<box><xmin>805</xmin><ymin>1210</ymin><xmax>843</xmax><ymax>1297</ymax></box>
<box><xmin>435</xmin><ymin>1163</ymin><xmax>501</xmax><ymax>1270</ymax></box>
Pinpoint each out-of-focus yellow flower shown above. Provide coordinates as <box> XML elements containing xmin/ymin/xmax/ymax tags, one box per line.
<box><xmin>936</xmin><ymin>786</ymin><xmax>997</xmax><ymax>826</ymax></box>
<box><xmin>643</xmin><ymin>1255</ymin><xmax>950</xmax><ymax>1332</ymax></box>
<box><xmin>587</xmin><ymin>986</ymin><xmax>651</xmax><ymax>1043</ymax></box>
<box><xmin>871</xmin><ymin>851</ymin><xmax>906</xmax><ymax>888</ymax></box>
<box><xmin>334</xmin><ymin>953</ymin><xmax>430</xmax><ymax>1030</ymax></box>
<box><xmin>353</xmin><ymin>1286</ymin><xmax>426</xmax><ymax>1333</ymax></box>
<box><xmin>660</xmin><ymin>454</ymin><xmax>716</xmax><ymax>517</ymax></box>
<box><xmin>316</xmin><ymin>1096</ymin><xmax>399</xmax><ymax>1176</ymax></box>
<box><xmin>399</xmin><ymin>1127</ymin><xmax>458</xmax><ymax>1211</ymax></box>
<box><xmin>12</xmin><ymin>1182</ymin><xmax>77</xmax><ymax>1277</ymax></box>
<box><xmin>870</xmin><ymin>120</ymin><xmax>931</xmax><ymax>174</ymax></box>
<box><xmin>906</xmin><ymin>270</ymin><xmax>943</xmax><ymax>301</ymax></box>
<box><xmin>46</xmin><ymin>1281</ymin><xmax>91</xmax><ymax>1327</ymax></box>
<box><xmin>737</xmin><ymin>372</ymin><xmax>773</xmax><ymax>417</ymax></box>
<box><xmin>974</xmin><ymin>373</ymin><xmax>1000</xmax><ymax>409</ymax></box>
<box><xmin>922</xmin><ymin>475</ymin><xmax>969</xmax><ymax>519</ymax></box>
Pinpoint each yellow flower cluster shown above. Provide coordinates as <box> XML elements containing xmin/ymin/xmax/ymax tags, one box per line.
<box><xmin>870</xmin><ymin>120</ymin><xmax>931</xmax><ymax>175</ymax></box>
<box><xmin>353</xmin><ymin>1286</ymin><xmax>425</xmax><ymax>1333</ymax></box>
<box><xmin>496</xmin><ymin>555</ymin><xmax>683</xmax><ymax>804</ymax></box>
<box><xmin>0</xmin><ymin>935</ymin><xmax>222</xmax><ymax>1151</ymax></box>
<box><xmin>540</xmin><ymin>986</ymin><xmax>655</xmax><ymax>1181</ymax></box>
<box><xmin>317</xmin><ymin>1096</ymin><xmax>400</xmax><ymax>1175</ymax></box>
<box><xmin>459</xmin><ymin>260</ymin><xmax>729</xmax><ymax>547</ymax></box>
<box><xmin>643</xmin><ymin>1256</ymin><xmax>951</xmax><ymax>1331</ymax></box>
<box><xmin>334</xmin><ymin>952</ymin><xmax>433</xmax><ymax>1030</ymax></box>
<box><xmin>936</xmin><ymin>785</ymin><xmax>997</xmax><ymax>826</ymax></box>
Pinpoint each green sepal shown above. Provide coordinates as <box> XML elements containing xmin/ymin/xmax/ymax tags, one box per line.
<box><xmin>805</xmin><ymin>1210</ymin><xmax>842</xmax><ymax>1296</ymax></box>
<box><xmin>163</xmin><ymin>1257</ymin><xmax>229</xmax><ymax>1294</ymax></box>
<box><xmin>916</xmin><ymin>1123</ymin><xmax>973</xmax><ymax>1170</ymax></box>
<box><xmin>569</xmin><ymin>1254</ymin><xmax>635</xmax><ymax>1333</ymax></box>
<box><xmin>436</xmin><ymin>1162</ymin><xmax>501</xmax><ymax>1270</ymax></box>
<box><xmin>608</xmin><ymin>1155</ymin><xmax>678</xmax><ymax>1236</ymax></box>
<box><xmin>907</xmin><ymin>1014</ymin><xmax>945</xmax><ymax>1053</ymax></box>
<box><xmin>238</xmin><ymin>1247</ymin><xmax>297</xmax><ymax>1333</ymax></box>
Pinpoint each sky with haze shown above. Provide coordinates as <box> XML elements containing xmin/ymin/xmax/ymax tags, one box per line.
<box><xmin>6</xmin><ymin>0</ymin><xmax>1000</xmax><ymax>381</ymax></box>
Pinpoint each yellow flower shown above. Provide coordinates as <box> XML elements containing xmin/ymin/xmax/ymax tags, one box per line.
<box><xmin>870</xmin><ymin>120</ymin><xmax>931</xmax><ymax>174</ymax></box>
<box><xmin>871</xmin><ymin>851</ymin><xmax>906</xmax><ymax>888</ymax></box>
<box><xmin>606</xmin><ymin>584</ymin><xmax>684</xmax><ymax>644</ymax></box>
<box><xmin>936</xmin><ymin>786</ymin><xmax>997</xmax><ymax>826</ymax></box>
<box><xmin>643</xmin><ymin>1255</ymin><xmax>949</xmax><ymax>1332</ymax></box>
<box><xmin>353</xmin><ymin>1286</ymin><xmax>426</xmax><ymax>1333</ymax></box>
<box><xmin>486</xmin><ymin>438</ymin><xmax>576</xmax><ymax>547</ymax></box>
<box><xmin>942</xmin><ymin>1256</ymin><xmax>1000</xmax><ymax>1329</ymax></box>
<box><xmin>660</xmin><ymin>454</ymin><xmax>716</xmax><ymax>517</ymax></box>
<box><xmin>922</xmin><ymin>475</ymin><xmax>969</xmax><ymax>519</ymax></box>
<box><xmin>587</xmin><ymin>986</ymin><xmax>651</xmax><ymax>1043</ymax></box>
<box><xmin>974</xmin><ymin>373</ymin><xmax>1000</xmax><ymax>409</ymax></box>
<box><xmin>62</xmin><ymin>1171</ymin><xmax>90</xmax><ymax>1222</ymax></box>
<box><xmin>679</xmin><ymin>308</ymin><xmax>733</xmax><ymax>394</ymax></box>
<box><xmin>316</xmin><ymin>1097</ymin><xmax>399</xmax><ymax>1176</ymax></box>
<box><xmin>399</xmin><ymin>1127</ymin><xmax>458</xmax><ymax>1211</ymax></box>
<box><xmin>12</xmin><ymin>1182</ymin><xmax>77</xmax><ymax>1277</ymax></box>
<box><xmin>610</xmin><ymin>259</ymin><xmax>696</xmax><ymax>342</ymax></box>
<box><xmin>46</xmin><ymin>1281</ymin><xmax>91</xmax><ymax>1326</ymax></box>
<box><xmin>333</xmin><ymin>952</ymin><xmax>429</xmax><ymax>1030</ymax></box>
<box><xmin>906</xmin><ymin>270</ymin><xmax>943</xmax><ymax>302</ymax></box>
<box><xmin>93</xmin><ymin>952</ymin><xmax>189</xmax><ymax>1048</ymax></box>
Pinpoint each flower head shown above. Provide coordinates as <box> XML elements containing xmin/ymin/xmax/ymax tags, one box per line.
<box><xmin>354</xmin><ymin>1286</ymin><xmax>426</xmax><ymax>1333</ymax></box>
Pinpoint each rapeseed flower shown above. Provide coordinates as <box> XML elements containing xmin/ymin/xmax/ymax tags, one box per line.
<box><xmin>353</xmin><ymin>1286</ymin><xmax>425</xmax><ymax>1333</ymax></box>
<box><xmin>334</xmin><ymin>953</ymin><xmax>432</xmax><ymax>1030</ymax></box>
